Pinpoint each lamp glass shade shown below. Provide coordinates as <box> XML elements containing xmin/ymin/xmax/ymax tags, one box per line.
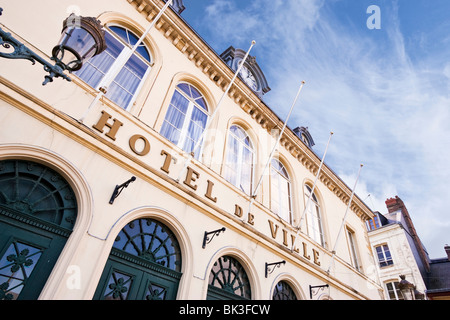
<box><xmin>53</xmin><ymin>15</ymin><xmax>106</xmax><ymax>72</ymax></box>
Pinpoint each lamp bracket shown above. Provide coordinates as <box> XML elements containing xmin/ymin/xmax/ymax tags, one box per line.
<box><xmin>202</xmin><ymin>227</ymin><xmax>226</xmax><ymax>249</ymax></box>
<box><xmin>0</xmin><ymin>9</ymin><xmax>71</xmax><ymax>85</ymax></box>
<box><xmin>309</xmin><ymin>284</ymin><xmax>329</xmax><ymax>299</ymax></box>
<box><xmin>265</xmin><ymin>260</ymin><xmax>286</xmax><ymax>278</ymax></box>
<box><xmin>109</xmin><ymin>176</ymin><xmax>136</xmax><ymax>205</ymax></box>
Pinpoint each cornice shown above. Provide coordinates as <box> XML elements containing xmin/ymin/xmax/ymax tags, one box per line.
<box><xmin>127</xmin><ymin>0</ymin><xmax>374</xmax><ymax>221</ymax></box>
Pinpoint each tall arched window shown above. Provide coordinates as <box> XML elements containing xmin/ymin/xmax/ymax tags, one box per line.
<box><xmin>0</xmin><ymin>160</ymin><xmax>78</xmax><ymax>300</ymax></box>
<box><xmin>272</xmin><ymin>281</ymin><xmax>298</xmax><ymax>300</ymax></box>
<box><xmin>75</xmin><ymin>25</ymin><xmax>152</xmax><ymax>110</ymax></box>
<box><xmin>160</xmin><ymin>83</ymin><xmax>209</xmax><ymax>159</ymax></box>
<box><xmin>304</xmin><ymin>185</ymin><xmax>325</xmax><ymax>246</ymax></box>
<box><xmin>223</xmin><ymin>125</ymin><xmax>254</xmax><ymax>195</ymax></box>
<box><xmin>270</xmin><ymin>159</ymin><xmax>292</xmax><ymax>224</ymax></box>
<box><xmin>207</xmin><ymin>256</ymin><xmax>251</xmax><ymax>300</ymax></box>
<box><xmin>94</xmin><ymin>218</ymin><xmax>182</xmax><ymax>300</ymax></box>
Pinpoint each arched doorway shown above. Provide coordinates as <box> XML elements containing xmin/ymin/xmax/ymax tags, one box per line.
<box><xmin>0</xmin><ymin>159</ymin><xmax>78</xmax><ymax>300</ymax></box>
<box><xmin>94</xmin><ymin>218</ymin><xmax>182</xmax><ymax>300</ymax></box>
<box><xmin>207</xmin><ymin>255</ymin><xmax>252</xmax><ymax>300</ymax></box>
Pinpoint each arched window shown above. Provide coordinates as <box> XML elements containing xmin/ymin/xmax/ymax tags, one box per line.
<box><xmin>0</xmin><ymin>160</ymin><xmax>77</xmax><ymax>300</ymax></box>
<box><xmin>304</xmin><ymin>185</ymin><xmax>325</xmax><ymax>246</ymax></box>
<box><xmin>270</xmin><ymin>159</ymin><xmax>292</xmax><ymax>223</ymax></box>
<box><xmin>160</xmin><ymin>83</ymin><xmax>209</xmax><ymax>159</ymax></box>
<box><xmin>272</xmin><ymin>281</ymin><xmax>298</xmax><ymax>300</ymax></box>
<box><xmin>223</xmin><ymin>125</ymin><xmax>255</xmax><ymax>195</ymax></box>
<box><xmin>207</xmin><ymin>256</ymin><xmax>251</xmax><ymax>300</ymax></box>
<box><xmin>75</xmin><ymin>25</ymin><xmax>152</xmax><ymax>110</ymax></box>
<box><xmin>94</xmin><ymin>218</ymin><xmax>182</xmax><ymax>300</ymax></box>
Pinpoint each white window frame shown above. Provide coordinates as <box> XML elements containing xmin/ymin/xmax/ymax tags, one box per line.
<box><xmin>76</xmin><ymin>25</ymin><xmax>152</xmax><ymax>111</ymax></box>
<box><xmin>270</xmin><ymin>159</ymin><xmax>292</xmax><ymax>224</ymax></box>
<box><xmin>161</xmin><ymin>83</ymin><xmax>209</xmax><ymax>159</ymax></box>
<box><xmin>223</xmin><ymin>125</ymin><xmax>255</xmax><ymax>194</ymax></box>
<box><xmin>346</xmin><ymin>228</ymin><xmax>360</xmax><ymax>271</ymax></box>
<box><xmin>375</xmin><ymin>243</ymin><xmax>394</xmax><ymax>268</ymax></box>
<box><xmin>304</xmin><ymin>185</ymin><xmax>325</xmax><ymax>246</ymax></box>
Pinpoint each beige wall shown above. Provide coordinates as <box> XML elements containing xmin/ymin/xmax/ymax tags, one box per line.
<box><xmin>0</xmin><ymin>0</ymin><xmax>382</xmax><ymax>299</ymax></box>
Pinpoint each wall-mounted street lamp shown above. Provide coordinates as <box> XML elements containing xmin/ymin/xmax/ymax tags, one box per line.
<box><xmin>0</xmin><ymin>9</ymin><xmax>106</xmax><ymax>85</ymax></box>
<box><xmin>398</xmin><ymin>275</ymin><xmax>424</xmax><ymax>300</ymax></box>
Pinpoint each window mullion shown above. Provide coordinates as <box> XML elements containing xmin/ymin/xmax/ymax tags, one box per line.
<box><xmin>97</xmin><ymin>47</ymin><xmax>132</xmax><ymax>91</ymax></box>
<box><xmin>178</xmin><ymin>100</ymin><xmax>194</xmax><ymax>150</ymax></box>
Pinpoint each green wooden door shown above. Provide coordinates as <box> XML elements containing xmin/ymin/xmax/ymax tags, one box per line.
<box><xmin>0</xmin><ymin>160</ymin><xmax>77</xmax><ymax>300</ymax></box>
<box><xmin>94</xmin><ymin>218</ymin><xmax>182</xmax><ymax>300</ymax></box>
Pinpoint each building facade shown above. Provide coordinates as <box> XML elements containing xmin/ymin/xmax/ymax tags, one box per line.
<box><xmin>0</xmin><ymin>0</ymin><xmax>383</xmax><ymax>300</ymax></box>
<box><xmin>367</xmin><ymin>196</ymin><xmax>430</xmax><ymax>300</ymax></box>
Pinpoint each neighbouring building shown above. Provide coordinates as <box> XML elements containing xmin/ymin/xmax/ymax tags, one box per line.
<box><xmin>366</xmin><ymin>196</ymin><xmax>450</xmax><ymax>300</ymax></box>
<box><xmin>0</xmin><ymin>0</ymin><xmax>383</xmax><ymax>300</ymax></box>
<box><xmin>425</xmin><ymin>245</ymin><xmax>450</xmax><ymax>300</ymax></box>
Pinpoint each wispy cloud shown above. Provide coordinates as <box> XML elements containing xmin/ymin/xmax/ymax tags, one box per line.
<box><xmin>193</xmin><ymin>0</ymin><xmax>450</xmax><ymax>257</ymax></box>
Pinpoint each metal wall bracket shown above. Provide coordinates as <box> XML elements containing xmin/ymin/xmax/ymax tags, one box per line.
<box><xmin>0</xmin><ymin>8</ymin><xmax>71</xmax><ymax>85</ymax></box>
<box><xmin>309</xmin><ymin>284</ymin><xmax>329</xmax><ymax>299</ymax></box>
<box><xmin>202</xmin><ymin>227</ymin><xmax>226</xmax><ymax>249</ymax></box>
<box><xmin>109</xmin><ymin>176</ymin><xmax>136</xmax><ymax>204</ymax></box>
<box><xmin>265</xmin><ymin>260</ymin><xmax>286</xmax><ymax>278</ymax></box>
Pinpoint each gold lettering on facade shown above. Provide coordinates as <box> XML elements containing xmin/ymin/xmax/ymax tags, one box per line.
<box><xmin>234</xmin><ymin>204</ymin><xmax>243</xmax><ymax>218</ymax></box>
<box><xmin>302</xmin><ymin>242</ymin><xmax>311</xmax><ymax>260</ymax></box>
<box><xmin>183</xmin><ymin>166</ymin><xmax>200</xmax><ymax>191</ymax></box>
<box><xmin>290</xmin><ymin>235</ymin><xmax>300</xmax><ymax>253</ymax></box>
<box><xmin>160</xmin><ymin>150</ymin><xmax>175</xmax><ymax>174</ymax></box>
<box><xmin>247</xmin><ymin>212</ymin><xmax>255</xmax><ymax>225</ymax></box>
<box><xmin>205</xmin><ymin>180</ymin><xmax>217</xmax><ymax>203</ymax></box>
<box><xmin>129</xmin><ymin>134</ymin><xmax>151</xmax><ymax>156</ymax></box>
<box><xmin>282</xmin><ymin>229</ymin><xmax>289</xmax><ymax>246</ymax></box>
<box><xmin>92</xmin><ymin>110</ymin><xmax>123</xmax><ymax>141</ymax></box>
<box><xmin>312</xmin><ymin>248</ymin><xmax>321</xmax><ymax>266</ymax></box>
<box><xmin>268</xmin><ymin>219</ymin><xmax>321</xmax><ymax>266</ymax></box>
<box><xmin>92</xmin><ymin>110</ymin><xmax>323</xmax><ymax>268</ymax></box>
<box><xmin>268</xmin><ymin>220</ymin><xmax>279</xmax><ymax>239</ymax></box>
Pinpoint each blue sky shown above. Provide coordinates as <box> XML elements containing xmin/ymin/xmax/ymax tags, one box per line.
<box><xmin>180</xmin><ymin>0</ymin><xmax>450</xmax><ymax>259</ymax></box>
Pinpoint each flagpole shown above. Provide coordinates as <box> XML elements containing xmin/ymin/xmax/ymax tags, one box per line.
<box><xmin>290</xmin><ymin>131</ymin><xmax>333</xmax><ymax>252</ymax></box>
<box><xmin>326</xmin><ymin>163</ymin><xmax>364</xmax><ymax>274</ymax></box>
<box><xmin>247</xmin><ymin>81</ymin><xmax>306</xmax><ymax>218</ymax></box>
<box><xmin>79</xmin><ymin>0</ymin><xmax>174</xmax><ymax>122</ymax></box>
<box><xmin>176</xmin><ymin>40</ymin><xmax>256</xmax><ymax>182</ymax></box>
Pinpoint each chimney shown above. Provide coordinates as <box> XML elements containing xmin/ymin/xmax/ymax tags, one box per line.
<box><xmin>385</xmin><ymin>196</ymin><xmax>404</xmax><ymax>213</ymax></box>
<box><xmin>445</xmin><ymin>244</ymin><xmax>450</xmax><ymax>261</ymax></box>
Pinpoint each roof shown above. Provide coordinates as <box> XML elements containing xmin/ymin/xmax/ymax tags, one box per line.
<box><xmin>426</xmin><ymin>258</ymin><xmax>450</xmax><ymax>292</ymax></box>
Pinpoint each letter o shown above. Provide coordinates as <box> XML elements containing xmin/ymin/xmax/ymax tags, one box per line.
<box><xmin>129</xmin><ymin>134</ymin><xmax>151</xmax><ymax>156</ymax></box>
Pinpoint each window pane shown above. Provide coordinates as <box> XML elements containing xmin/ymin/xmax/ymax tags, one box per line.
<box><xmin>161</xmin><ymin>91</ymin><xmax>189</xmax><ymax>145</ymax></box>
<box><xmin>75</xmin><ymin>26</ymin><xmax>151</xmax><ymax>110</ymax></box>
<box><xmin>271</xmin><ymin>162</ymin><xmax>291</xmax><ymax>223</ymax></box>
<box><xmin>107</xmin><ymin>54</ymin><xmax>149</xmax><ymax>108</ymax></box>
<box><xmin>75</xmin><ymin>31</ymin><xmax>123</xmax><ymax>88</ymax></box>
<box><xmin>0</xmin><ymin>241</ymin><xmax>43</xmax><ymax>300</ymax></box>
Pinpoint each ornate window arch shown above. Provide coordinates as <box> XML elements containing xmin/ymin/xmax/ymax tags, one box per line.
<box><xmin>160</xmin><ymin>82</ymin><xmax>210</xmax><ymax>159</ymax></box>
